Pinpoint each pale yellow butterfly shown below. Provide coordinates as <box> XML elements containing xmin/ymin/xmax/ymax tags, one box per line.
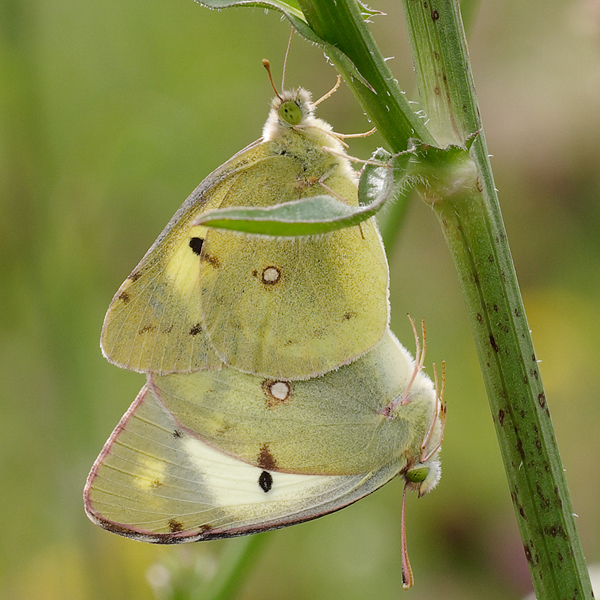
<box><xmin>101</xmin><ymin>65</ymin><xmax>389</xmax><ymax>379</ymax></box>
<box><xmin>85</xmin><ymin>325</ymin><xmax>445</xmax><ymax>588</ymax></box>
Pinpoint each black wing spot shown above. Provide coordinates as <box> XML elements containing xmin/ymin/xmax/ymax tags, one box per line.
<box><xmin>119</xmin><ymin>292</ymin><xmax>130</xmax><ymax>304</ymax></box>
<box><xmin>258</xmin><ymin>470</ymin><xmax>273</xmax><ymax>493</ymax></box>
<box><xmin>173</xmin><ymin>429</ymin><xmax>183</xmax><ymax>438</ymax></box>
<box><xmin>189</xmin><ymin>237</ymin><xmax>204</xmax><ymax>255</ymax></box>
<box><xmin>189</xmin><ymin>323</ymin><xmax>202</xmax><ymax>336</ymax></box>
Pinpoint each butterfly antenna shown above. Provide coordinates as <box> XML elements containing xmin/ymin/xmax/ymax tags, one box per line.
<box><xmin>401</xmin><ymin>484</ymin><xmax>415</xmax><ymax>589</ymax></box>
<box><xmin>313</xmin><ymin>75</ymin><xmax>342</xmax><ymax>107</ymax></box>
<box><xmin>262</xmin><ymin>59</ymin><xmax>283</xmax><ymax>102</ymax></box>
<box><xmin>281</xmin><ymin>29</ymin><xmax>294</xmax><ymax>91</ymax></box>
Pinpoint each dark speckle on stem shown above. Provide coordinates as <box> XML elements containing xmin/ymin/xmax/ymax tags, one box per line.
<box><xmin>489</xmin><ymin>334</ymin><xmax>499</xmax><ymax>352</ymax></box>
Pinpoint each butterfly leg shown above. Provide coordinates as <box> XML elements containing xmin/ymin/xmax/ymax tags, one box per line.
<box><xmin>421</xmin><ymin>361</ymin><xmax>447</xmax><ymax>463</ymax></box>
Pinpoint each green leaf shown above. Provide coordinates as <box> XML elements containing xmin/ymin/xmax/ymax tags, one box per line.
<box><xmin>195</xmin><ymin>0</ymin><xmax>306</xmax><ymax>21</ymax></box>
<box><xmin>194</xmin><ymin>149</ymin><xmax>411</xmax><ymax>237</ymax></box>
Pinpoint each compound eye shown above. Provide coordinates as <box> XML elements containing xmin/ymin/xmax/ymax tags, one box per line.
<box><xmin>278</xmin><ymin>101</ymin><xmax>303</xmax><ymax>126</ymax></box>
<box><xmin>405</xmin><ymin>465</ymin><xmax>429</xmax><ymax>484</ymax></box>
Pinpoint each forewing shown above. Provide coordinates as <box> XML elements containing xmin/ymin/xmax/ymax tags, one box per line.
<box><xmin>100</xmin><ymin>141</ymin><xmax>268</xmax><ymax>374</ymax></box>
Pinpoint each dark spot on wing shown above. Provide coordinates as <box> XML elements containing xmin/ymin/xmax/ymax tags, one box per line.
<box><xmin>151</xmin><ymin>479</ymin><xmax>162</xmax><ymax>489</ymax></box>
<box><xmin>119</xmin><ymin>292</ymin><xmax>130</xmax><ymax>304</ymax></box>
<box><xmin>189</xmin><ymin>237</ymin><xmax>204</xmax><ymax>255</ymax></box>
<box><xmin>162</xmin><ymin>325</ymin><xmax>173</xmax><ymax>334</ymax></box>
<box><xmin>168</xmin><ymin>519</ymin><xmax>184</xmax><ymax>533</ymax></box>
<box><xmin>257</xmin><ymin>444</ymin><xmax>277</xmax><ymax>470</ymax></box>
<box><xmin>201</xmin><ymin>253</ymin><xmax>221</xmax><ymax>269</ymax></box>
<box><xmin>189</xmin><ymin>323</ymin><xmax>202</xmax><ymax>335</ymax></box>
<box><xmin>215</xmin><ymin>421</ymin><xmax>232</xmax><ymax>436</ymax></box>
<box><xmin>129</xmin><ymin>271</ymin><xmax>140</xmax><ymax>282</ymax></box>
<box><xmin>139</xmin><ymin>324</ymin><xmax>157</xmax><ymax>334</ymax></box>
<box><xmin>343</xmin><ymin>312</ymin><xmax>354</xmax><ymax>321</ymax></box>
<box><xmin>258</xmin><ymin>470</ymin><xmax>273</xmax><ymax>493</ymax></box>
<box><xmin>173</xmin><ymin>429</ymin><xmax>183</xmax><ymax>438</ymax></box>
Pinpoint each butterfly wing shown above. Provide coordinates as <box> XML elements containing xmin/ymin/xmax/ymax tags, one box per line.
<box><xmin>101</xmin><ymin>140</ymin><xmax>270</xmax><ymax>374</ymax></box>
<box><xmin>198</xmin><ymin>135</ymin><xmax>388</xmax><ymax>379</ymax></box>
<box><xmin>150</xmin><ymin>330</ymin><xmax>437</xmax><ymax>476</ymax></box>
<box><xmin>84</xmin><ymin>383</ymin><xmax>403</xmax><ymax>542</ymax></box>
<box><xmin>199</xmin><ymin>221</ymin><xmax>389</xmax><ymax>379</ymax></box>
<box><xmin>101</xmin><ymin>137</ymin><xmax>388</xmax><ymax>378</ymax></box>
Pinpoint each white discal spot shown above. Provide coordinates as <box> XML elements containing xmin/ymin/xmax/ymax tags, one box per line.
<box><xmin>269</xmin><ymin>381</ymin><xmax>290</xmax><ymax>401</ymax></box>
<box><xmin>262</xmin><ymin>267</ymin><xmax>281</xmax><ymax>284</ymax></box>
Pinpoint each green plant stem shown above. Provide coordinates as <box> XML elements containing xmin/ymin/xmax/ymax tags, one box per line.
<box><xmin>293</xmin><ymin>0</ymin><xmax>593</xmax><ymax>596</ymax></box>
<box><xmin>198</xmin><ymin>534</ymin><xmax>269</xmax><ymax>600</ymax></box>
<box><xmin>296</xmin><ymin>0</ymin><xmax>435</xmax><ymax>152</ymax></box>
<box><xmin>400</xmin><ymin>1</ymin><xmax>593</xmax><ymax>598</ymax></box>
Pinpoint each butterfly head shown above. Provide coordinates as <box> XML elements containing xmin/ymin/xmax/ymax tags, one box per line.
<box><xmin>275</xmin><ymin>88</ymin><xmax>313</xmax><ymax>127</ymax></box>
<box><xmin>263</xmin><ymin>87</ymin><xmax>332</xmax><ymax>144</ymax></box>
<box><xmin>404</xmin><ymin>454</ymin><xmax>442</xmax><ymax>498</ymax></box>
<box><xmin>403</xmin><ymin>381</ymin><xmax>445</xmax><ymax>498</ymax></box>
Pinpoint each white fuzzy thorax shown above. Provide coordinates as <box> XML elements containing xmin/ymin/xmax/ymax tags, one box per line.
<box><xmin>262</xmin><ymin>88</ymin><xmax>357</xmax><ymax>183</ymax></box>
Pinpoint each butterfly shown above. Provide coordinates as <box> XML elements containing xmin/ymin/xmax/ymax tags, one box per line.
<box><xmin>85</xmin><ymin>326</ymin><xmax>445</xmax><ymax>588</ymax></box>
<box><xmin>100</xmin><ymin>68</ymin><xmax>389</xmax><ymax>380</ymax></box>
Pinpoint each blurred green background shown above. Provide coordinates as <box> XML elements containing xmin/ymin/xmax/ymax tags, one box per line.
<box><xmin>2</xmin><ymin>0</ymin><xmax>600</xmax><ymax>598</ymax></box>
